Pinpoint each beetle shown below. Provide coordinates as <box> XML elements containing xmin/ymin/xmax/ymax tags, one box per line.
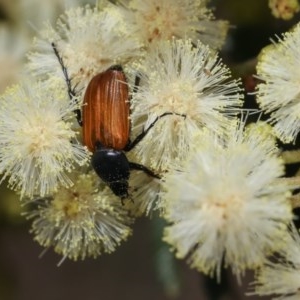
<box><xmin>82</xmin><ymin>64</ymin><xmax>163</xmax><ymax>200</ymax></box>
<box><xmin>52</xmin><ymin>43</ymin><xmax>174</xmax><ymax>201</ymax></box>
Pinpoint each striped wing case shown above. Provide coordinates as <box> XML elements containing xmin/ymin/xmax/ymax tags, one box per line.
<box><xmin>82</xmin><ymin>66</ymin><xmax>130</xmax><ymax>152</ymax></box>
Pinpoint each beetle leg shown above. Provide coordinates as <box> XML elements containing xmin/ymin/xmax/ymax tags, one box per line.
<box><xmin>129</xmin><ymin>162</ymin><xmax>160</xmax><ymax>179</ymax></box>
<box><xmin>51</xmin><ymin>42</ymin><xmax>82</xmax><ymax>126</ymax></box>
<box><xmin>124</xmin><ymin>112</ymin><xmax>186</xmax><ymax>151</ymax></box>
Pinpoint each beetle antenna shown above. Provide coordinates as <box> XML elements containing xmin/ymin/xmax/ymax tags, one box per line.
<box><xmin>51</xmin><ymin>42</ymin><xmax>82</xmax><ymax>126</ymax></box>
<box><xmin>125</xmin><ymin>112</ymin><xmax>186</xmax><ymax>151</ymax></box>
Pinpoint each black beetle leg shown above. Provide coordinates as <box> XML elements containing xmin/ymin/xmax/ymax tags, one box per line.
<box><xmin>129</xmin><ymin>162</ymin><xmax>160</xmax><ymax>179</ymax></box>
<box><xmin>124</xmin><ymin>112</ymin><xmax>186</xmax><ymax>151</ymax></box>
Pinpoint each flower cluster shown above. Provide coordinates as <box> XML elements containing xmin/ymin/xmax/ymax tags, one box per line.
<box><xmin>0</xmin><ymin>0</ymin><xmax>236</xmax><ymax>262</ymax></box>
<box><xmin>1</xmin><ymin>1</ymin><xmax>300</xmax><ymax>296</ymax></box>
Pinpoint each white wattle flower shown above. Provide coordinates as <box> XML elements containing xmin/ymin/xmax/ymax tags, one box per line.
<box><xmin>116</xmin><ymin>0</ymin><xmax>229</xmax><ymax>49</ymax></box>
<box><xmin>27</xmin><ymin>5</ymin><xmax>142</xmax><ymax>91</ymax></box>
<box><xmin>256</xmin><ymin>23</ymin><xmax>300</xmax><ymax>143</ymax></box>
<box><xmin>0</xmin><ymin>80</ymin><xmax>89</xmax><ymax>198</ymax></box>
<box><xmin>162</xmin><ymin>121</ymin><xmax>293</xmax><ymax>281</ymax></box>
<box><xmin>130</xmin><ymin>39</ymin><xmax>243</xmax><ymax>171</ymax></box>
<box><xmin>27</xmin><ymin>172</ymin><xmax>133</xmax><ymax>263</ymax></box>
<box><xmin>250</xmin><ymin>224</ymin><xmax>300</xmax><ymax>300</ymax></box>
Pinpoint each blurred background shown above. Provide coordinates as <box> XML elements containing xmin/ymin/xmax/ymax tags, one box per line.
<box><xmin>0</xmin><ymin>0</ymin><xmax>300</xmax><ymax>299</ymax></box>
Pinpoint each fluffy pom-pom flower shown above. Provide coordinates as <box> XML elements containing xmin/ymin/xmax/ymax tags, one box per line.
<box><xmin>0</xmin><ymin>80</ymin><xmax>89</xmax><ymax>198</ymax></box>
<box><xmin>130</xmin><ymin>39</ymin><xmax>243</xmax><ymax>171</ymax></box>
<box><xmin>27</xmin><ymin>5</ymin><xmax>142</xmax><ymax>91</ymax></box>
<box><xmin>256</xmin><ymin>23</ymin><xmax>300</xmax><ymax>142</ymax></box>
<box><xmin>27</xmin><ymin>172</ymin><xmax>133</xmax><ymax>263</ymax></box>
<box><xmin>116</xmin><ymin>0</ymin><xmax>229</xmax><ymax>49</ymax></box>
<box><xmin>162</xmin><ymin>121</ymin><xmax>293</xmax><ymax>280</ymax></box>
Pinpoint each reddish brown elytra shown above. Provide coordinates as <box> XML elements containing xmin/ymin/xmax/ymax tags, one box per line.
<box><xmin>82</xmin><ymin>65</ymin><xmax>130</xmax><ymax>152</ymax></box>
